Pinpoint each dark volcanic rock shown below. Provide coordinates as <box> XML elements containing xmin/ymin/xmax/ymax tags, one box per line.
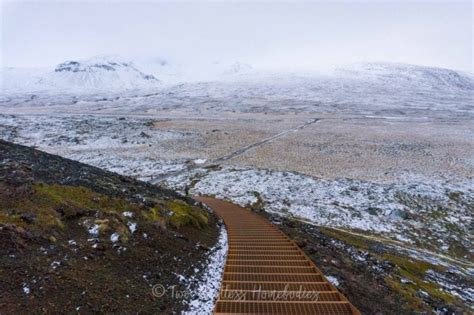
<box><xmin>0</xmin><ymin>140</ymin><xmax>219</xmax><ymax>314</ymax></box>
<box><xmin>0</xmin><ymin>140</ymin><xmax>183</xmax><ymax>203</ymax></box>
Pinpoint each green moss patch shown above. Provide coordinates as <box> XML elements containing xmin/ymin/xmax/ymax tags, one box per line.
<box><xmin>0</xmin><ymin>184</ymin><xmax>137</xmax><ymax>234</ymax></box>
<box><xmin>381</xmin><ymin>254</ymin><xmax>458</xmax><ymax>310</ymax></box>
<box><xmin>0</xmin><ymin>184</ymin><xmax>210</xmax><ymax>239</ymax></box>
<box><xmin>166</xmin><ymin>200</ymin><xmax>209</xmax><ymax>229</ymax></box>
<box><xmin>320</xmin><ymin>227</ymin><xmax>370</xmax><ymax>250</ymax></box>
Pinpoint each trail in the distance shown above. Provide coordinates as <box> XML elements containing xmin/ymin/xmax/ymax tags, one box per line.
<box><xmin>212</xmin><ymin>117</ymin><xmax>319</xmax><ymax>163</ymax></box>
<box><xmin>151</xmin><ymin>118</ymin><xmax>319</xmax><ymax>183</ymax></box>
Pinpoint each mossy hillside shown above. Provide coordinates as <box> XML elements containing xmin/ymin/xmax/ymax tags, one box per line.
<box><xmin>1</xmin><ymin>183</ymin><xmax>138</xmax><ymax>235</ymax></box>
<box><xmin>320</xmin><ymin>227</ymin><xmax>461</xmax><ymax>310</ymax></box>
<box><xmin>381</xmin><ymin>254</ymin><xmax>458</xmax><ymax>310</ymax></box>
<box><xmin>384</xmin><ymin>274</ymin><xmax>457</xmax><ymax>312</ymax></box>
<box><xmin>320</xmin><ymin>227</ymin><xmax>370</xmax><ymax>250</ymax></box>
<box><xmin>0</xmin><ymin>183</ymin><xmax>210</xmax><ymax>240</ymax></box>
<box><xmin>0</xmin><ymin>140</ymin><xmax>221</xmax><ymax>314</ymax></box>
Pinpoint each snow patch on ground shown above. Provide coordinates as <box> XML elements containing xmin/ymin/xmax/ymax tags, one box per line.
<box><xmin>110</xmin><ymin>233</ymin><xmax>120</xmax><ymax>243</ymax></box>
<box><xmin>326</xmin><ymin>276</ymin><xmax>340</xmax><ymax>287</ymax></box>
<box><xmin>185</xmin><ymin>224</ymin><xmax>228</xmax><ymax>314</ymax></box>
<box><xmin>127</xmin><ymin>222</ymin><xmax>137</xmax><ymax>234</ymax></box>
<box><xmin>87</xmin><ymin>224</ymin><xmax>100</xmax><ymax>237</ymax></box>
<box><xmin>22</xmin><ymin>283</ymin><xmax>30</xmax><ymax>295</ymax></box>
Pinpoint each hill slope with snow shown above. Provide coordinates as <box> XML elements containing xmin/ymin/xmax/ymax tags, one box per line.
<box><xmin>336</xmin><ymin>62</ymin><xmax>474</xmax><ymax>91</ymax></box>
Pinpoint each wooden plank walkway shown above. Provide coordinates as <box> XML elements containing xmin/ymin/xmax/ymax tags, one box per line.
<box><xmin>195</xmin><ymin>196</ymin><xmax>360</xmax><ymax>315</ymax></box>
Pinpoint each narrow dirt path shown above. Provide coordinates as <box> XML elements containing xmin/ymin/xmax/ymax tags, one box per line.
<box><xmin>151</xmin><ymin>118</ymin><xmax>319</xmax><ymax>183</ymax></box>
<box><xmin>195</xmin><ymin>196</ymin><xmax>360</xmax><ymax>315</ymax></box>
<box><xmin>211</xmin><ymin>118</ymin><xmax>319</xmax><ymax>164</ymax></box>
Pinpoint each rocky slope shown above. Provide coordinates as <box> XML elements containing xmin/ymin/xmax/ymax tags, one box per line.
<box><xmin>0</xmin><ymin>140</ymin><xmax>220</xmax><ymax>313</ymax></box>
<box><xmin>263</xmin><ymin>211</ymin><xmax>472</xmax><ymax>314</ymax></box>
<box><xmin>243</xmin><ymin>203</ymin><xmax>473</xmax><ymax>315</ymax></box>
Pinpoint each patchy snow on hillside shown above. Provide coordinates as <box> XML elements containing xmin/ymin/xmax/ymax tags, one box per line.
<box><xmin>67</xmin><ymin>152</ymin><xmax>186</xmax><ymax>182</ymax></box>
<box><xmin>0</xmin><ymin>114</ymin><xmax>193</xmax><ymax>181</ymax></box>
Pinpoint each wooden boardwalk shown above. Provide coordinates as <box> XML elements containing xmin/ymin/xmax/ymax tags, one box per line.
<box><xmin>195</xmin><ymin>196</ymin><xmax>360</xmax><ymax>315</ymax></box>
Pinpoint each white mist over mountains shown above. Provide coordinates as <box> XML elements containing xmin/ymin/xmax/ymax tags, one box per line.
<box><xmin>1</xmin><ymin>1</ymin><xmax>472</xmax><ymax>73</ymax></box>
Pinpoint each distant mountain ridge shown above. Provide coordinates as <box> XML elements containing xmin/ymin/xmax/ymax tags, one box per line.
<box><xmin>336</xmin><ymin>62</ymin><xmax>474</xmax><ymax>90</ymax></box>
<box><xmin>1</xmin><ymin>57</ymin><xmax>473</xmax><ymax>95</ymax></box>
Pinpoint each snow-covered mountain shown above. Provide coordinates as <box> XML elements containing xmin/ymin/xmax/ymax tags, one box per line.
<box><xmin>149</xmin><ymin>61</ymin><xmax>473</xmax><ymax>110</ymax></box>
<box><xmin>336</xmin><ymin>62</ymin><xmax>474</xmax><ymax>90</ymax></box>
<box><xmin>1</xmin><ymin>55</ymin><xmax>160</xmax><ymax>93</ymax></box>
<box><xmin>1</xmin><ymin>58</ymin><xmax>472</xmax><ymax>116</ymax></box>
<box><xmin>0</xmin><ymin>56</ymin><xmax>257</xmax><ymax>93</ymax></box>
<box><xmin>52</xmin><ymin>56</ymin><xmax>160</xmax><ymax>90</ymax></box>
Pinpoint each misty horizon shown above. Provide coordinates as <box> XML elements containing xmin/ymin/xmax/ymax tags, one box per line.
<box><xmin>1</xmin><ymin>1</ymin><xmax>472</xmax><ymax>72</ymax></box>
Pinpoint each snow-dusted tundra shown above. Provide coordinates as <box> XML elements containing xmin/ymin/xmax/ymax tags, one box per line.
<box><xmin>165</xmin><ymin>167</ymin><xmax>473</xmax><ymax>259</ymax></box>
<box><xmin>1</xmin><ymin>55</ymin><xmax>473</xmax><ymax>309</ymax></box>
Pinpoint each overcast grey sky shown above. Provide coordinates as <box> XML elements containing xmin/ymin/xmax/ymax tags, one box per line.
<box><xmin>1</xmin><ymin>1</ymin><xmax>472</xmax><ymax>72</ymax></box>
